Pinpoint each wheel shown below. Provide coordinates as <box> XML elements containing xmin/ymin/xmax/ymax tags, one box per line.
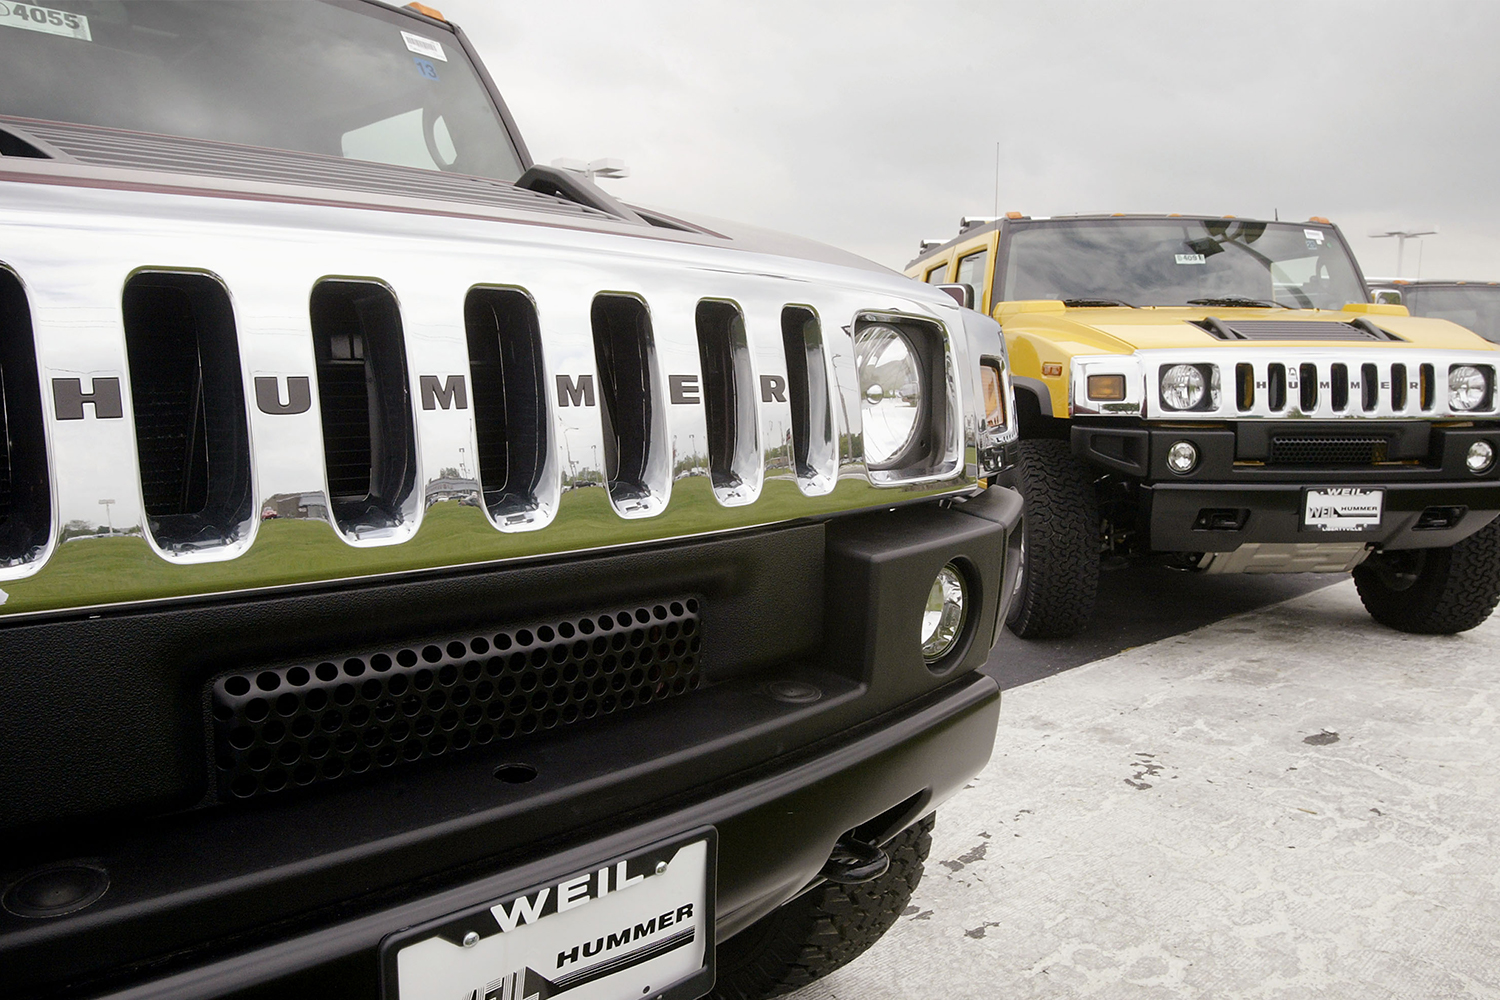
<box><xmin>708</xmin><ymin>815</ymin><xmax>935</xmax><ymax>1000</ymax></box>
<box><xmin>1353</xmin><ymin>516</ymin><xmax>1500</xmax><ymax>634</ymax></box>
<box><xmin>1005</xmin><ymin>438</ymin><xmax>1101</xmax><ymax>638</ymax></box>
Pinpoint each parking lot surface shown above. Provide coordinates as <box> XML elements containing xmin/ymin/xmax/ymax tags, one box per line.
<box><xmin>790</xmin><ymin>580</ymin><xmax>1500</xmax><ymax>999</ymax></box>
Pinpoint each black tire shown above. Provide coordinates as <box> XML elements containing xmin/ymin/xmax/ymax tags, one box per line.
<box><xmin>707</xmin><ymin>815</ymin><xmax>935</xmax><ymax>1000</ymax></box>
<box><xmin>1005</xmin><ymin>438</ymin><xmax>1101</xmax><ymax>638</ymax></box>
<box><xmin>1354</xmin><ymin>516</ymin><xmax>1500</xmax><ymax>634</ymax></box>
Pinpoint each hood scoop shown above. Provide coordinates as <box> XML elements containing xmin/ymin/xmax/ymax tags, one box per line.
<box><xmin>1192</xmin><ymin>317</ymin><xmax>1404</xmax><ymax>342</ymax></box>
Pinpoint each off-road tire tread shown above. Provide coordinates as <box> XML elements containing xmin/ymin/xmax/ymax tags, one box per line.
<box><xmin>707</xmin><ymin>815</ymin><xmax>935</xmax><ymax>1000</ymax></box>
<box><xmin>1354</xmin><ymin>516</ymin><xmax>1500</xmax><ymax>634</ymax></box>
<box><xmin>1006</xmin><ymin>438</ymin><xmax>1101</xmax><ymax>638</ymax></box>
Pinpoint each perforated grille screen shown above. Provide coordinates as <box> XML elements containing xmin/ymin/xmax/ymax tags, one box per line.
<box><xmin>211</xmin><ymin>598</ymin><xmax>703</xmax><ymax>800</ymax></box>
<box><xmin>1268</xmin><ymin>436</ymin><xmax>1387</xmax><ymax>466</ymax></box>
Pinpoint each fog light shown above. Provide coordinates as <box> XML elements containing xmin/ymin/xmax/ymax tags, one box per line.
<box><xmin>921</xmin><ymin>564</ymin><xmax>968</xmax><ymax>663</ymax></box>
<box><xmin>1166</xmin><ymin>440</ymin><xmax>1199</xmax><ymax>474</ymax></box>
<box><xmin>1467</xmin><ymin>440</ymin><xmax>1495</xmax><ymax>474</ymax></box>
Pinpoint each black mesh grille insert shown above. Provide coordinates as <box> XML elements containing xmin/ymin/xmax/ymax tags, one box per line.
<box><xmin>1268</xmin><ymin>436</ymin><xmax>1388</xmax><ymax>466</ymax></box>
<box><xmin>211</xmin><ymin>599</ymin><xmax>703</xmax><ymax>800</ymax></box>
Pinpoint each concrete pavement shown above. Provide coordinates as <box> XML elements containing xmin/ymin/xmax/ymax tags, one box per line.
<box><xmin>791</xmin><ymin>580</ymin><xmax>1500</xmax><ymax>999</ymax></box>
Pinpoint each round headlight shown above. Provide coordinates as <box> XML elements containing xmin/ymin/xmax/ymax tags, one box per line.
<box><xmin>1166</xmin><ymin>440</ymin><xmax>1199</xmax><ymax>474</ymax></box>
<box><xmin>1449</xmin><ymin>365</ymin><xmax>1488</xmax><ymax>411</ymax></box>
<box><xmin>921</xmin><ymin>564</ymin><xmax>968</xmax><ymax>663</ymax></box>
<box><xmin>1161</xmin><ymin>364</ymin><xmax>1206</xmax><ymax>410</ymax></box>
<box><xmin>1467</xmin><ymin>440</ymin><xmax>1495</xmax><ymax>474</ymax></box>
<box><xmin>856</xmin><ymin>324</ymin><xmax>923</xmax><ymax>466</ymax></box>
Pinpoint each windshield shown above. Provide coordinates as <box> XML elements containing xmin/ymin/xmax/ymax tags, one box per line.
<box><xmin>1001</xmin><ymin>218</ymin><xmax>1368</xmax><ymax>310</ymax></box>
<box><xmin>1401</xmin><ymin>285</ymin><xmax>1500</xmax><ymax>344</ymax></box>
<box><xmin>0</xmin><ymin>0</ymin><xmax>523</xmax><ymax>180</ymax></box>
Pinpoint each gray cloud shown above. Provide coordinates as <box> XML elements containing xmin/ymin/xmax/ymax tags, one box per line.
<box><xmin>442</xmin><ymin>0</ymin><xmax>1500</xmax><ymax>279</ymax></box>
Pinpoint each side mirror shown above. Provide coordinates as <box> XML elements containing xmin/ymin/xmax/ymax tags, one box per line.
<box><xmin>1371</xmin><ymin>288</ymin><xmax>1403</xmax><ymax>305</ymax></box>
<box><xmin>936</xmin><ymin>284</ymin><xmax>975</xmax><ymax>309</ymax></box>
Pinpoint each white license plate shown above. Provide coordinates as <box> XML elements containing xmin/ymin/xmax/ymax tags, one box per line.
<box><xmin>382</xmin><ymin>831</ymin><xmax>715</xmax><ymax>1000</ymax></box>
<box><xmin>1303</xmin><ymin>488</ymin><xmax>1384</xmax><ymax>531</ymax></box>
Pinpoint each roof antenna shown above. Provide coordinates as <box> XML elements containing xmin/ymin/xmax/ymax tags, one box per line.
<box><xmin>993</xmin><ymin>142</ymin><xmax>1001</xmax><ymax>217</ymax></box>
<box><xmin>1274</xmin><ymin>208</ymin><xmax>1279</xmax><ymax>221</ymax></box>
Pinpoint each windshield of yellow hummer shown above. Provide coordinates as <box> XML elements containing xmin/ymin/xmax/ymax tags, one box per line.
<box><xmin>0</xmin><ymin>0</ymin><xmax>523</xmax><ymax>181</ymax></box>
<box><xmin>1000</xmin><ymin>218</ymin><xmax>1368</xmax><ymax>310</ymax></box>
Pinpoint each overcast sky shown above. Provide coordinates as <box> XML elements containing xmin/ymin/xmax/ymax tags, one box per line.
<box><xmin>440</xmin><ymin>0</ymin><xmax>1500</xmax><ymax>281</ymax></box>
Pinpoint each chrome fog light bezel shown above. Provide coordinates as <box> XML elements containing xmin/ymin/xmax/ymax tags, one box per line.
<box><xmin>1166</xmin><ymin>440</ymin><xmax>1199</xmax><ymax>475</ymax></box>
<box><xmin>921</xmin><ymin>563</ymin><xmax>969</xmax><ymax>664</ymax></box>
<box><xmin>1466</xmin><ymin>440</ymin><xmax>1496</xmax><ymax>474</ymax></box>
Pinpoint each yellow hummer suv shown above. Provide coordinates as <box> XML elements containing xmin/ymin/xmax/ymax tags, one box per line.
<box><xmin>909</xmin><ymin>213</ymin><xmax>1500</xmax><ymax>638</ymax></box>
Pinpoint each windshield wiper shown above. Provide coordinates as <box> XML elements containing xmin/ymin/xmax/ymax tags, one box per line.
<box><xmin>1187</xmin><ymin>297</ymin><xmax>1287</xmax><ymax>308</ymax></box>
<box><xmin>1061</xmin><ymin>297</ymin><xmax>1135</xmax><ymax>308</ymax></box>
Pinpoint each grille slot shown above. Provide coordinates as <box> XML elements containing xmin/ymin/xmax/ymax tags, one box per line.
<box><xmin>592</xmin><ymin>295</ymin><xmax>661</xmax><ymax>510</ymax></box>
<box><xmin>311</xmin><ymin>281</ymin><xmax>415</xmax><ymax>533</ymax></box>
<box><xmin>1330</xmin><ymin>363</ymin><xmax>1349</xmax><ymax>411</ymax></box>
<box><xmin>781</xmin><ymin>307</ymin><xmax>837</xmax><ymax>487</ymax></box>
<box><xmin>1267</xmin><ymin>363</ymin><xmax>1287</xmax><ymax>411</ymax></box>
<box><xmin>1391</xmin><ymin>363</ymin><xmax>1408</xmax><ymax>410</ymax></box>
<box><xmin>122</xmin><ymin>272</ymin><xmax>252</xmax><ymax>551</ymax></box>
<box><xmin>211</xmin><ymin>599</ymin><xmax>704</xmax><ymax>801</ymax></box>
<box><xmin>1298</xmin><ymin>363</ymin><xmax>1318</xmax><ymax>412</ymax></box>
<box><xmin>1269</xmin><ymin>435</ymin><xmax>1388</xmax><ymax>466</ymax></box>
<box><xmin>1361</xmin><ymin>364</ymin><xmax>1379</xmax><ymax>411</ymax></box>
<box><xmin>465</xmin><ymin>288</ymin><xmax>548</xmax><ymax>518</ymax></box>
<box><xmin>695</xmin><ymin>300</ymin><xmax>758</xmax><ymax>501</ymax></box>
<box><xmin>0</xmin><ymin>268</ymin><xmax>49</xmax><ymax>566</ymax></box>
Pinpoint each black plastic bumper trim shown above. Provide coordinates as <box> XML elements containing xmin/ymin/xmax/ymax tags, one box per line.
<box><xmin>1145</xmin><ymin>481</ymin><xmax>1500</xmax><ymax>552</ymax></box>
<box><xmin>81</xmin><ymin>674</ymin><xmax>999</xmax><ymax>1000</ymax></box>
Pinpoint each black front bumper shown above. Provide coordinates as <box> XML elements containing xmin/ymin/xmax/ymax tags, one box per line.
<box><xmin>1072</xmin><ymin>423</ymin><xmax>1500</xmax><ymax>551</ymax></box>
<box><xmin>85</xmin><ymin>674</ymin><xmax>999</xmax><ymax>1000</ymax></box>
<box><xmin>0</xmin><ymin>488</ymin><xmax>1021</xmax><ymax>1000</ymax></box>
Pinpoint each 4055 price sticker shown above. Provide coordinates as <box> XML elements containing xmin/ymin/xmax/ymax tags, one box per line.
<box><xmin>0</xmin><ymin>2</ymin><xmax>92</xmax><ymax>41</ymax></box>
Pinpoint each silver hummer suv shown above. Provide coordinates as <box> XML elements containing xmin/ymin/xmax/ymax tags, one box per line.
<box><xmin>0</xmin><ymin>3</ymin><xmax>1021</xmax><ymax>999</ymax></box>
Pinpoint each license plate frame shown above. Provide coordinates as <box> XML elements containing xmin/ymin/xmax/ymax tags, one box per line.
<box><xmin>1301</xmin><ymin>487</ymin><xmax>1385</xmax><ymax>532</ymax></box>
<box><xmin>379</xmin><ymin>828</ymin><xmax>716</xmax><ymax>1000</ymax></box>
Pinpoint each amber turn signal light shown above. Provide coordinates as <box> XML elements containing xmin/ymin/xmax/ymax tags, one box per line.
<box><xmin>1087</xmin><ymin>374</ymin><xmax>1126</xmax><ymax>401</ymax></box>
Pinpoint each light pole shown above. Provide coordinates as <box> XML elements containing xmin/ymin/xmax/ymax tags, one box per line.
<box><xmin>98</xmin><ymin>498</ymin><xmax>115</xmax><ymax>535</ymax></box>
<box><xmin>1369</xmin><ymin>227</ymin><xmax>1437</xmax><ymax>278</ymax></box>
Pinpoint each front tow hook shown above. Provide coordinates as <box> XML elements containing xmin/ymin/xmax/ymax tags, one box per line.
<box><xmin>818</xmin><ymin>835</ymin><xmax>890</xmax><ymax>885</ymax></box>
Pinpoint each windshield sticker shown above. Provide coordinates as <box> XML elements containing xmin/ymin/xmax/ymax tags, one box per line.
<box><xmin>413</xmin><ymin>57</ymin><xmax>439</xmax><ymax>81</ymax></box>
<box><xmin>401</xmin><ymin>30</ymin><xmax>447</xmax><ymax>62</ymax></box>
<box><xmin>0</xmin><ymin>2</ymin><xmax>92</xmax><ymax>41</ymax></box>
<box><xmin>1175</xmin><ymin>253</ymin><xmax>1207</xmax><ymax>265</ymax></box>
<box><xmin>1304</xmin><ymin>229</ymin><xmax>1325</xmax><ymax>242</ymax></box>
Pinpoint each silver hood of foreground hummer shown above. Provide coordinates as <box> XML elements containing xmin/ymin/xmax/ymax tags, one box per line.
<box><xmin>0</xmin><ymin>143</ymin><xmax>1014</xmax><ymax>620</ymax></box>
